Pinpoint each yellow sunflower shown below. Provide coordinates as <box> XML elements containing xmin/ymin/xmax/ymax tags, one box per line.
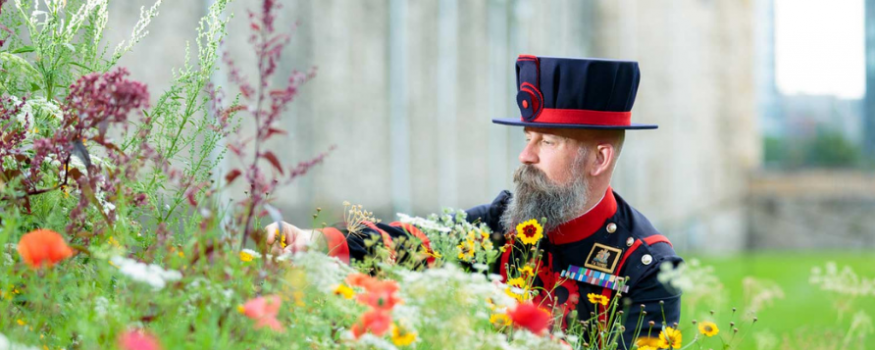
<box><xmin>658</xmin><ymin>327</ymin><xmax>682</xmax><ymax>349</ymax></box>
<box><xmin>586</xmin><ymin>293</ymin><xmax>609</xmax><ymax>306</ymax></box>
<box><xmin>515</xmin><ymin>219</ymin><xmax>544</xmax><ymax>245</ymax></box>
<box><xmin>457</xmin><ymin>240</ymin><xmax>476</xmax><ymax>261</ymax></box>
<box><xmin>504</xmin><ymin>277</ymin><xmax>529</xmax><ymax>302</ymax></box>
<box><xmin>698</xmin><ymin>321</ymin><xmax>719</xmax><ymax>337</ymax></box>
<box><xmin>390</xmin><ymin>323</ymin><xmax>417</xmax><ymax>346</ymax></box>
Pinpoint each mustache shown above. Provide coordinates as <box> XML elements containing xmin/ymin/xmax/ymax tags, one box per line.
<box><xmin>513</xmin><ymin>165</ymin><xmax>558</xmax><ymax>191</ymax></box>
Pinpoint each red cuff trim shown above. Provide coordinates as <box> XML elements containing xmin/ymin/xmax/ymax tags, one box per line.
<box><xmin>321</xmin><ymin>227</ymin><xmax>350</xmax><ymax>265</ymax></box>
<box><xmin>389</xmin><ymin>222</ymin><xmax>435</xmax><ymax>265</ymax></box>
<box><xmin>528</xmin><ymin>108</ymin><xmax>632</xmax><ymax>126</ymax></box>
<box><xmin>363</xmin><ymin>221</ymin><xmax>396</xmax><ymax>259</ymax></box>
<box><xmin>643</xmin><ymin>235</ymin><xmax>673</xmax><ymax>248</ymax></box>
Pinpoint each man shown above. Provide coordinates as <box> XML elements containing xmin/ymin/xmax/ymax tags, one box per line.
<box><xmin>267</xmin><ymin>55</ymin><xmax>682</xmax><ymax>348</ymax></box>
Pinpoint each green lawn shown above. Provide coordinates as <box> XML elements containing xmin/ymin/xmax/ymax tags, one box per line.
<box><xmin>679</xmin><ymin>251</ymin><xmax>875</xmax><ymax>349</ymax></box>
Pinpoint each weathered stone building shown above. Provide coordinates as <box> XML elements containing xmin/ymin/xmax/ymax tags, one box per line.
<box><xmin>107</xmin><ymin>0</ymin><xmax>761</xmax><ymax>252</ymax></box>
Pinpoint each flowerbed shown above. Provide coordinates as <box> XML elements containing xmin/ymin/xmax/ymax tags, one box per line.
<box><xmin>1</xmin><ymin>1</ymin><xmax>872</xmax><ymax>350</ymax></box>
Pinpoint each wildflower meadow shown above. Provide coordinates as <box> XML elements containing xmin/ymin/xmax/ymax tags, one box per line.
<box><xmin>1</xmin><ymin>1</ymin><xmax>873</xmax><ymax>350</ymax></box>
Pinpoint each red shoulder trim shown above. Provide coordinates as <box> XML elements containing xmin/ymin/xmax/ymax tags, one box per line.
<box><xmin>643</xmin><ymin>234</ymin><xmax>672</xmax><ymax>248</ymax></box>
<box><xmin>321</xmin><ymin>227</ymin><xmax>350</xmax><ymax>265</ymax></box>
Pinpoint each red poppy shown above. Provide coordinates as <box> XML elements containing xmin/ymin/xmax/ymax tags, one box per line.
<box><xmin>17</xmin><ymin>229</ymin><xmax>74</xmax><ymax>268</ymax></box>
<box><xmin>351</xmin><ymin>309</ymin><xmax>392</xmax><ymax>338</ymax></box>
<box><xmin>346</xmin><ymin>273</ymin><xmax>376</xmax><ymax>289</ymax></box>
<box><xmin>118</xmin><ymin>329</ymin><xmax>162</xmax><ymax>350</ymax></box>
<box><xmin>508</xmin><ymin>303</ymin><xmax>552</xmax><ymax>335</ymax></box>
<box><xmin>242</xmin><ymin>295</ymin><xmax>283</xmax><ymax>331</ymax></box>
<box><xmin>356</xmin><ymin>280</ymin><xmax>402</xmax><ymax>310</ymax></box>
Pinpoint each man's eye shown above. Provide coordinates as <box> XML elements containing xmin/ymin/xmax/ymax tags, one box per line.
<box><xmin>541</xmin><ymin>140</ymin><xmax>553</xmax><ymax>145</ymax></box>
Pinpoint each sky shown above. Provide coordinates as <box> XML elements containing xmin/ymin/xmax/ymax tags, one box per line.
<box><xmin>774</xmin><ymin>0</ymin><xmax>865</xmax><ymax>99</ymax></box>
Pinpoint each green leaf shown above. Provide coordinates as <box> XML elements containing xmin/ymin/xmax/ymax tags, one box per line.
<box><xmin>68</xmin><ymin>61</ymin><xmax>92</xmax><ymax>72</ymax></box>
<box><xmin>11</xmin><ymin>46</ymin><xmax>36</xmax><ymax>54</ymax></box>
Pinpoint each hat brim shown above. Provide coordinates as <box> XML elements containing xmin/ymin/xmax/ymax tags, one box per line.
<box><xmin>492</xmin><ymin>118</ymin><xmax>658</xmax><ymax>130</ymax></box>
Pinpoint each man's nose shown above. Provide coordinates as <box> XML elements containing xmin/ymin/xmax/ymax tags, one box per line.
<box><xmin>519</xmin><ymin>142</ymin><xmax>539</xmax><ymax>164</ymax></box>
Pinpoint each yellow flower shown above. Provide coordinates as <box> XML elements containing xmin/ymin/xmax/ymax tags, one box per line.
<box><xmin>421</xmin><ymin>245</ymin><xmax>442</xmax><ymax>259</ymax></box>
<box><xmin>457</xmin><ymin>240</ymin><xmax>476</xmax><ymax>261</ymax></box>
<box><xmin>635</xmin><ymin>337</ymin><xmax>660</xmax><ymax>348</ymax></box>
<box><xmin>17</xmin><ymin>319</ymin><xmax>25</xmax><ymax>326</ymax></box>
<box><xmin>390</xmin><ymin>323</ymin><xmax>417</xmax><ymax>346</ymax></box>
<box><xmin>698</xmin><ymin>321</ymin><xmax>719</xmax><ymax>337</ymax></box>
<box><xmin>519</xmin><ymin>265</ymin><xmax>535</xmax><ymax>279</ymax></box>
<box><xmin>467</xmin><ymin>230</ymin><xmax>477</xmax><ymax>241</ymax></box>
<box><xmin>587</xmin><ymin>293</ymin><xmax>609</xmax><ymax>306</ymax></box>
<box><xmin>515</xmin><ymin>219</ymin><xmax>543</xmax><ymax>245</ymax></box>
<box><xmin>482</xmin><ymin>239</ymin><xmax>493</xmax><ymax>251</ymax></box>
<box><xmin>658</xmin><ymin>327</ymin><xmax>682</xmax><ymax>349</ymax></box>
<box><xmin>237</xmin><ymin>305</ymin><xmax>245</xmax><ymax>314</ymax></box>
<box><xmin>333</xmin><ymin>284</ymin><xmax>355</xmax><ymax>299</ymax></box>
<box><xmin>293</xmin><ymin>291</ymin><xmax>305</xmax><ymax>307</ymax></box>
<box><xmin>480</xmin><ymin>230</ymin><xmax>490</xmax><ymax>241</ymax></box>
<box><xmin>505</xmin><ymin>277</ymin><xmax>529</xmax><ymax>302</ymax></box>
<box><xmin>279</xmin><ymin>231</ymin><xmax>287</xmax><ymax>248</ymax></box>
<box><xmin>239</xmin><ymin>251</ymin><xmax>254</xmax><ymax>262</ymax></box>
<box><xmin>490</xmin><ymin>313</ymin><xmax>511</xmax><ymax>327</ymax></box>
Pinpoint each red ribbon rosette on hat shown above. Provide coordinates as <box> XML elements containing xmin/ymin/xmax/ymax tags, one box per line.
<box><xmin>517</xmin><ymin>82</ymin><xmax>544</xmax><ymax>122</ymax></box>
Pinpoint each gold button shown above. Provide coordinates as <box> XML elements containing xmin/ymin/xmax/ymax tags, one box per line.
<box><xmin>626</xmin><ymin>237</ymin><xmax>634</xmax><ymax>247</ymax></box>
<box><xmin>606</xmin><ymin>223</ymin><xmax>617</xmax><ymax>233</ymax></box>
<box><xmin>641</xmin><ymin>254</ymin><xmax>653</xmax><ymax>265</ymax></box>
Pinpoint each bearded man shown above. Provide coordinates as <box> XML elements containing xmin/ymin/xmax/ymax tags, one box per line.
<box><xmin>267</xmin><ymin>55</ymin><xmax>683</xmax><ymax>348</ymax></box>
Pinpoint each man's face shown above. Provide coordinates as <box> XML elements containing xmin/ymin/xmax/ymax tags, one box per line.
<box><xmin>519</xmin><ymin>127</ymin><xmax>588</xmax><ymax>185</ymax></box>
<box><xmin>499</xmin><ymin>128</ymin><xmax>591</xmax><ymax>232</ymax></box>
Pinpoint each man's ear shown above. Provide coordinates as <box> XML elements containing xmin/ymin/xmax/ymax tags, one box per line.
<box><xmin>590</xmin><ymin>143</ymin><xmax>615</xmax><ymax>177</ymax></box>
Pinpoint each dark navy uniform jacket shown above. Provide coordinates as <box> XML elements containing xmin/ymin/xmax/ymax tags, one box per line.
<box><xmin>320</xmin><ymin>187</ymin><xmax>682</xmax><ymax>348</ymax></box>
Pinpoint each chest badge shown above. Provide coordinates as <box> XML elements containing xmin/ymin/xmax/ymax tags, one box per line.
<box><xmin>584</xmin><ymin>243</ymin><xmax>623</xmax><ymax>274</ymax></box>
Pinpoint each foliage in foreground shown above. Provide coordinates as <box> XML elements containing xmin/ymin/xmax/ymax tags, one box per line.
<box><xmin>1</xmin><ymin>1</ymin><xmax>873</xmax><ymax>350</ymax></box>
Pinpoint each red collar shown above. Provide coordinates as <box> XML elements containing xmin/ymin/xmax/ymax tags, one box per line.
<box><xmin>548</xmin><ymin>187</ymin><xmax>618</xmax><ymax>245</ymax></box>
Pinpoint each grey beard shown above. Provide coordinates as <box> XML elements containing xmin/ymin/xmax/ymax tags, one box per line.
<box><xmin>500</xmin><ymin>164</ymin><xmax>589</xmax><ymax>234</ymax></box>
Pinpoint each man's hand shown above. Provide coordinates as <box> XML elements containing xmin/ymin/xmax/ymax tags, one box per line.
<box><xmin>264</xmin><ymin>221</ymin><xmax>315</xmax><ymax>255</ymax></box>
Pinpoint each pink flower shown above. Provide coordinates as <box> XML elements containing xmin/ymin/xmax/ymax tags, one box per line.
<box><xmin>118</xmin><ymin>329</ymin><xmax>161</xmax><ymax>350</ymax></box>
<box><xmin>242</xmin><ymin>295</ymin><xmax>283</xmax><ymax>331</ymax></box>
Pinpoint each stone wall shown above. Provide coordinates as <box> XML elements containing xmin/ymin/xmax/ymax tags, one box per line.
<box><xmin>105</xmin><ymin>0</ymin><xmax>760</xmax><ymax>252</ymax></box>
<box><xmin>748</xmin><ymin>171</ymin><xmax>875</xmax><ymax>249</ymax></box>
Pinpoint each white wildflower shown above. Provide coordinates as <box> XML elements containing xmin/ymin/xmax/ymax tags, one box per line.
<box><xmin>810</xmin><ymin>262</ymin><xmax>875</xmax><ymax>297</ymax></box>
<box><xmin>291</xmin><ymin>251</ymin><xmax>354</xmax><ymax>293</ymax></box>
<box><xmin>0</xmin><ymin>332</ymin><xmax>41</xmax><ymax>350</ymax></box>
<box><xmin>354</xmin><ymin>334</ymin><xmax>397</xmax><ymax>350</ymax></box>
<box><xmin>110</xmin><ymin>256</ymin><xmax>182</xmax><ymax>290</ymax></box>
<box><xmin>93</xmin><ymin>296</ymin><xmax>115</xmax><ymax>318</ymax></box>
<box><xmin>396</xmin><ymin>213</ymin><xmax>450</xmax><ymax>233</ymax></box>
